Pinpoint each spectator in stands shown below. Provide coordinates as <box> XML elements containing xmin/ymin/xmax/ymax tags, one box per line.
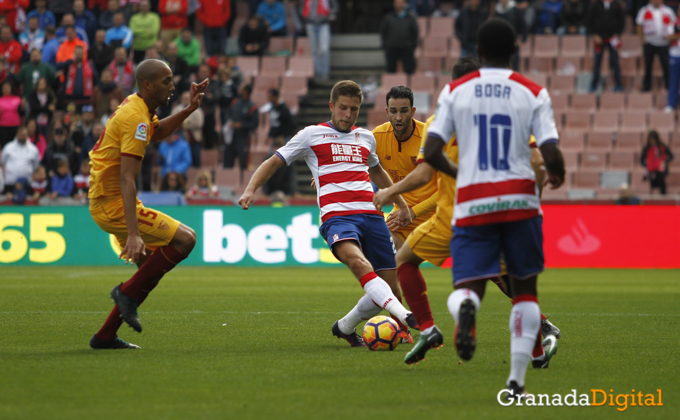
<box><xmin>41</xmin><ymin>25</ymin><xmax>59</xmax><ymax>67</ymax></box>
<box><xmin>159</xmin><ymin>0</ymin><xmax>188</xmax><ymax>49</ymax></box>
<box><xmin>89</xmin><ymin>29</ymin><xmax>116</xmax><ymax>74</ymax></box>
<box><xmin>1</xmin><ymin>125</ymin><xmax>40</xmax><ymax>194</ymax></box>
<box><xmin>43</xmin><ymin>126</ymin><xmax>78</xmax><ymax>175</ymax></box>
<box><xmin>258</xmin><ymin>0</ymin><xmax>288</xmax><ymax>37</ymax></box>
<box><xmin>0</xmin><ymin>0</ymin><xmax>28</xmax><ymax>34</ymax></box>
<box><xmin>223</xmin><ymin>83</ymin><xmax>258</xmax><ymax>171</ymax></box>
<box><xmin>27</xmin><ymin>77</ymin><xmax>56</xmax><ymax>138</ymax></box>
<box><xmin>30</xmin><ymin>165</ymin><xmax>49</xmax><ymax>201</ymax></box>
<box><xmin>197</xmin><ymin>0</ymin><xmax>231</xmax><ymax>56</ymax></box>
<box><xmin>73</xmin><ymin>0</ymin><xmax>98</xmax><ymax>44</ymax></box>
<box><xmin>173</xmin><ymin>27</ymin><xmax>201</xmax><ymax>69</ymax></box>
<box><xmin>0</xmin><ymin>25</ymin><xmax>23</xmax><ymax>73</ymax></box>
<box><xmin>56</xmin><ymin>13</ymin><xmax>90</xmax><ymax>45</ymax></box>
<box><xmin>159</xmin><ymin>171</ymin><xmax>187</xmax><ymax>193</ymax></box>
<box><xmin>239</xmin><ymin>15</ymin><xmax>270</xmax><ymax>57</ymax></box>
<box><xmin>7</xmin><ymin>176</ymin><xmax>30</xmax><ymax>204</ymax></box>
<box><xmin>197</xmin><ymin>63</ymin><xmax>221</xmax><ymax>149</ymax></box>
<box><xmin>50</xmin><ymin>0</ymin><xmax>74</xmax><ymax>26</ymax></box>
<box><xmin>587</xmin><ymin>0</ymin><xmax>625</xmax><ymax>92</ymax></box>
<box><xmin>80</xmin><ymin>122</ymin><xmax>103</xmax><ymax>162</ymax></box>
<box><xmin>16</xmin><ymin>49</ymin><xmax>55</xmax><ymax>99</ymax></box>
<box><xmin>99</xmin><ymin>0</ymin><xmax>126</xmax><ymax>31</ymax></box>
<box><xmin>557</xmin><ymin>0</ymin><xmax>588</xmax><ymax>35</ymax></box>
<box><xmin>494</xmin><ymin>0</ymin><xmax>527</xmax><ymax>71</ymax></box>
<box><xmin>73</xmin><ymin>157</ymin><xmax>91</xmax><ymax>201</ymax></box>
<box><xmin>380</xmin><ymin>0</ymin><xmax>419</xmax><ymax>75</ymax></box>
<box><xmin>301</xmin><ymin>0</ymin><xmax>337</xmax><ymax>79</ymax></box>
<box><xmin>71</xmin><ymin>104</ymin><xmax>96</xmax><ymax>156</ymax></box>
<box><xmin>91</xmin><ymin>68</ymin><xmax>124</xmax><ymax>119</ymax></box>
<box><xmin>56</xmin><ymin>25</ymin><xmax>88</xmax><ymax>64</ymax></box>
<box><xmin>27</xmin><ymin>0</ymin><xmax>56</xmax><ymax>31</ymax></box>
<box><xmin>456</xmin><ymin>0</ymin><xmax>488</xmax><ymax>57</ymax></box>
<box><xmin>641</xmin><ymin>130</ymin><xmax>674</xmax><ymax>195</ymax></box>
<box><xmin>408</xmin><ymin>0</ymin><xmax>440</xmax><ymax>16</ymax></box>
<box><xmin>534</xmin><ymin>0</ymin><xmax>562</xmax><ymax>34</ymax></box>
<box><xmin>129</xmin><ymin>0</ymin><xmax>161</xmax><ymax>64</ymax></box>
<box><xmin>0</xmin><ymin>81</ymin><xmax>23</xmax><ymax>149</ymax></box>
<box><xmin>19</xmin><ymin>16</ymin><xmax>45</xmax><ymax>52</ymax></box>
<box><xmin>48</xmin><ymin>159</ymin><xmax>75</xmax><ymax>199</ymax></box>
<box><xmin>636</xmin><ymin>0</ymin><xmax>675</xmax><ymax>92</ymax></box>
<box><xmin>108</xmin><ymin>46</ymin><xmax>134</xmax><ymax>95</ymax></box>
<box><xmin>616</xmin><ymin>183</ymin><xmax>641</xmax><ymax>204</ymax></box>
<box><xmin>263</xmin><ymin>88</ymin><xmax>296</xmax><ymax>196</ymax></box>
<box><xmin>667</xmin><ymin>8</ymin><xmax>680</xmax><ymax>113</ymax></box>
<box><xmin>58</xmin><ymin>45</ymin><xmax>98</xmax><ymax>108</ymax></box>
<box><xmin>0</xmin><ymin>57</ymin><xmax>16</xmax><ymax>90</ymax></box>
<box><xmin>217</xmin><ymin>65</ymin><xmax>240</xmax><ymax>125</ymax></box>
<box><xmin>157</xmin><ymin>130</ymin><xmax>193</xmax><ymax>178</ymax></box>
<box><xmin>185</xmin><ymin>169</ymin><xmax>219</xmax><ymax>198</ymax></box>
<box><xmin>172</xmin><ymin>91</ymin><xmax>204</xmax><ymax>167</ymax></box>
<box><xmin>100</xmin><ymin>97</ymin><xmax>120</xmax><ymax>126</ymax></box>
<box><xmin>166</xmin><ymin>42</ymin><xmax>190</xmax><ymax>94</ymax></box>
<box><xmin>105</xmin><ymin>12</ymin><xmax>134</xmax><ymax>51</ymax></box>
<box><xmin>26</xmin><ymin>119</ymin><xmax>46</xmax><ymax>159</ymax></box>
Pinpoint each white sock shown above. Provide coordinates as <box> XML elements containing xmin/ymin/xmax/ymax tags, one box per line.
<box><xmin>447</xmin><ymin>289</ymin><xmax>481</xmax><ymax>323</ymax></box>
<box><xmin>363</xmin><ymin>275</ymin><xmax>410</xmax><ymax>325</ymax></box>
<box><xmin>421</xmin><ymin>326</ymin><xmax>436</xmax><ymax>335</ymax></box>
<box><xmin>507</xmin><ymin>299</ymin><xmax>541</xmax><ymax>388</ymax></box>
<box><xmin>338</xmin><ymin>294</ymin><xmax>382</xmax><ymax>334</ymax></box>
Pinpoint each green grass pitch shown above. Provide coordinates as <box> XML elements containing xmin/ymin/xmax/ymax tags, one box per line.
<box><xmin>0</xmin><ymin>267</ymin><xmax>678</xmax><ymax>420</ymax></box>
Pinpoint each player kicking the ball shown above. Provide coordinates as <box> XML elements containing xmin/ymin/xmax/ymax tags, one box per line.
<box><xmin>88</xmin><ymin>59</ymin><xmax>208</xmax><ymax>349</ymax></box>
<box><xmin>423</xmin><ymin>19</ymin><xmax>565</xmax><ymax>396</ymax></box>
<box><xmin>239</xmin><ymin>80</ymin><xmax>417</xmax><ymax>346</ymax></box>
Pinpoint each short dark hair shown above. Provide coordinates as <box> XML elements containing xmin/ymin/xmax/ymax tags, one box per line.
<box><xmin>452</xmin><ymin>57</ymin><xmax>481</xmax><ymax>80</ymax></box>
<box><xmin>269</xmin><ymin>88</ymin><xmax>279</xmax><ymax>97</ymax></box>
<box><xmin>242</xmin><ymin>84</ymin><xmax>252</xmax><ymax>95</ymax></box>
<box><xmin>477</xmin><ymin>18</ymin><xmax>517</xmax><ymax>63</ymax></box>
<box><xmin>330</xmin><ymin>80</ymin><xmax>362</xmax><ymax>104</ymax></box>
<box><xmin>385</xmin><ymin>86</ymin><xmax>413</xmax><ymax>108</ymax></box>
<box><xmin>64</xmin><ymin>24</ymin><xmax>75</xmax><ymax>30</ymax></box>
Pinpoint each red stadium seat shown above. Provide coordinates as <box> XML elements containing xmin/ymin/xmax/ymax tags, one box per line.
<box><xmin>268</xmin><ymin>37</ymin><xmax>294</xmax><ymax>56</ymax></box>
<box><xmin>518</xmin><ymin>37</ymin><xmax>533</xmax><ymax>58</ymax></box>
<box><xmin>654</xmin><ymin>93</ymin><xmax>668</xmax><ymax>110</ymax></box>
<box><xmin>620</xmin><ymin>34</ymin><xmax>642</xmax><ymax>58</ymax></box>
<box><xmin>367</xmin><ymin>109</ymin><xmax>386</xmax><ymax>130</ymax></box>
<box><xmin>559</xmin><ymin>132</ymin><xmax>585</xmax><ymax>151</ymax></box>
<box><xmin>287</xmin><ymin>57</ymin><xmax>314</xmax><ymax>78</ymax></box>
<box><xmin>564</xmin><ymin>111</ymin><xmax>591</xmax><ymax>132</ymax></box>
<box><xmin>615</xmin><ymin>132</ymin><xmax>643</xmax><ymax>151</ymax></box>
<box><xmin>573</xmin><ymin>171</ymin><xmax>601</xmax><ymax>188</ymax></box>
<box><xmin>626</xmin><ymin>92</ymin><xmax>654</xmax><ymax>111</ymax></box>
<box><xmin>416</xmin><ymin>57</ymin><xmax>443</xmax><ymax>74</ymax></box>
<box><xmin>619</xmin><ymin>57</ymin><xmax>639</xmax><ymax>76</ymax></box>
<box><xmin>608</xmin><ymin>151</ymin><xmax>636</xmax><ymax>170</ymax></box>
<box><xmin>251</xmin><ymin>91</ymin><xmax>269</xmax><ymax>108</ymax></box>
<box><xmin>555</xmin><ymin>57</ymin><xmax>582</xmax><ymax>75</ymax></box>
<box><xmin>533</xmin><ymin>35</ymin><xmax>559</xmax><ymax>58</ymax></box>
<box><xmin>417</xmin><ymin>17</ymin><xmax>429</xmax><ymax>39</ymax></box>
<box><xmin>260</xmin><ymin>57</ymin><xmax>288</xmax><ymax>77</ymax></box>
<box><xmin>421</xmin><ymin>37</ymin><xmax>449</xmax><ymax>58</ymax></box>
<box><xmin>236</xmin><ymin>56</ymin><xmax>259</xmax><ymax>78</ymax></box>
<box><xmin>526</xmin><ymin>57</ymin><xmax>554</xmax><ymax>74</ymax></box>
<box><xmin>428</xmin><ymin>17</ymin><xmax>454</xmax><ymax>39</ymax></box>
<box><xmin>560</xmin><ymin>35</ymin><xmax>586</xmax><ymax>57</ymax></box>
<box><xmin>281</xmin><ymin>93</ymin><xmax>300</xmax><ymax>115</ymax></box>
<box><xmin>382</xmin><ymin>73</ymin><xmax>408</xmax><ymax>89</ymax></box>
<box><xmin>599</xmin><ymin>93</ymin><xmax>625</xmax><ymax>112</ymax></box>
<box><xmin>551</xmin><ymin>93</ymin><xmax>569</xmax><ymax>113</ymax></box>
<box><xmin>562</xmin><ymin>150</ymin><xmax>579</xmax><ymax>171</ymax></box>
<box><xmin>201</xmin><ymin>149</ymin><xmax>219</xmax><ymax>168</ymax></box>
<box><xmin>449</xmin><ymin>38</ymin><xmax>461</xmax><ymax>57</ymax></box>
<box><xmin>580</xmin><ymin>152</ymin><xmax>607</xmax><ymax>171</ymax></box>
<box><xmin>620</xmin><ymin>112</ymin><xmax>647</xmax><ymax>132</ymax></box>
<box><xmin>409</xmin><ymin>74</ymin><xmax>436</xmax><ymax>94</ymax></box>
<box><xmin>592</xmin><ymin>112</ymin><xmax>619</xmax><ymax>133</ymax></box>
<box><xmin>571</xmin><ymin>93</ymin><xmax>597</xmax><ymax>112</ymax></box>
<box><xmin>215</xmin><ymin>168</ymin><xmax>241</xmax><ymax>188</ymax></box>
<box><xmin>550</xmin><ymin>75</ymin><xmax>575</xmax><ymax>95</ymax></box>
<box><xmin>253</xmin><ymin>75</ymin><xmax>280</xmax><ymax>92</ymax></box>
<box><xmin>526</xmin><ymin>73</ymin><xmax>548</xmax><ymax>88</ymax></box>
<box><xmin>649</xmin><ymin>112</ymin><xmax>676</xmax><ymax>132</ymax></box>
<box><xmin>295</xmin><ymin>37</ymin><xmax>311</xmax><ymax>56</ymax></box>
<box><xmin>587</xmin><ymin>132</ymin><xmax>614</xmax><ymax>151</ymax></box>
<box><xmin>280</xmin><ymin>76</ymin><xmax>308</xmax><ymax>96</ymax></box>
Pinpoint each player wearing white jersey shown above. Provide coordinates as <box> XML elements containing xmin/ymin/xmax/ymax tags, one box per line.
<box><xmin>239</xmin><ymin>80</ymin><xmax>417</xmax><ymax>346</ymax></box>
<box><xmin>423</xmin><ymin>19</ymin><xmax>565</xmax><ymax>398</ymax></box>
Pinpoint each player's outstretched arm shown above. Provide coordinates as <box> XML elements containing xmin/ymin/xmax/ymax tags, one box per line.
<box><xmin>530</xmin><ymin>147</ymin><xmax>546</xmax><ymax>198</ymax></box>
<box><xmin>373</xmin><ymin>162</ymin><xmax>435</xmax><ymax>211</ymax></box>
<box><xmin>539</xmin><ymin>142</ymin><xmax>565</xmax><ymax>189</ymax></box>
<box><xmin>423</xmin><ymin>135</ymin><xmax>457</xmax><ymax>178</ymax></box>
<box><xmin>119</xmin><ymin>156</ymin><xmax>146</xmax><ymax>265</ymax></box>
<box><xmin>151</xmin><ymin>79</ymin><xmax>209</xmax><ymax>143</ymax></box>
<box><xmin>239</xmin><ymin>155</ymin><xmax>286</xmax><ymax>209</ymax></box>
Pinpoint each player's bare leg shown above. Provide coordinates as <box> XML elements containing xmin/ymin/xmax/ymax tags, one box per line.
<box><xmin>447</xmin><ymin>279</ymin><xmax>487</xmax><ymax>361</ymax></box>
<box><xmin>331</xmin><ymin>241</ymin><xmax>416</xmax><ymax>345</ymax></box>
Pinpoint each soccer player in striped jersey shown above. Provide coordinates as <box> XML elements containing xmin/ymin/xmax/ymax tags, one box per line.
<box><xmin>424</xmin><ymin>19</ymin><xmax>565</xmax><ymax>397</ymax></box>
<box><xmin>239</xmin><ymin>80</ymin><xmax>417</xmax><ymax>346</ymax></box>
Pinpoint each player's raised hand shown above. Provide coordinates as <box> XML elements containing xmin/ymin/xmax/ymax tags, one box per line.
<box><xmin>239</xmin><ymin>191</ymin><xmax>254</xmax><ymax>210</ymax></box>
<box><xmin>120</xmin><ymin>235</ymin><xmax>146</xmax><ymax>265</ymax></box>
<box><xmin>373</xmin><ymin>188</ymin><xmax>394</xmax><ymax>212</ymax></box>
<box><xmin>188</xmin><ymin>78</ymin><xmax>209</xmax><ymax>110</ymax></box>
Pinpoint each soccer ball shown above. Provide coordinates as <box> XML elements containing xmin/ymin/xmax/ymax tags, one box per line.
<box><xmin>362</xmin><ymin>315</ymin><xmax>401</xmax><ymax>351</ymax></box>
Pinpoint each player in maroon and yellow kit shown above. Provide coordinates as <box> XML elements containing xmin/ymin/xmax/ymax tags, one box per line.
<box><xmin>88</xmin><ymin>59</ymin><xmax>209</xmax><ymax>349</ymax></box>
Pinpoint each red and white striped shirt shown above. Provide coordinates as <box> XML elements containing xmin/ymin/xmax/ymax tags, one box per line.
<box><xmin>427</xmin><ymin>68</ymin><xmax>559</xmax><ymax>228</ymax></box>
<box><xmin>276</xmin><ymin>122</ymin><xmax>381</xmax><ymax>222</ymax></box>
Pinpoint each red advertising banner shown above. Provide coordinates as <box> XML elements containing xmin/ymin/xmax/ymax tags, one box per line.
<box><xmin>542</xmin><ymin>205</ymin><xmax>680</xmax><ymax>268</ymax></box>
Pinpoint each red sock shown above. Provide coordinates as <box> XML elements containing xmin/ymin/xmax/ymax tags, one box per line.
<box><xmin>120</xmin><ymin>246</ymin><xmax>185</xmax><ymax>299</ymax></box>
<box><xmin>397</xmin><ymin>263</ymin><xmax>434</xmax><ymax>331</ymax></box>
<box><xmin>532</xmin><ymin>327</ymin><xmax>544</xmax><ymax>358</ymax></box>
<box><xmin>95</xmin><ymin>277</ymin><xmax>163</xmax><ymax>341</ymax></box>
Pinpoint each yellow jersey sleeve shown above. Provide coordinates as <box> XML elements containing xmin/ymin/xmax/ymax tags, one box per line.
<box><xmin>120</xmin><ymin>115</ymin><xmax>153</xmax><ymax>159</ymax></box>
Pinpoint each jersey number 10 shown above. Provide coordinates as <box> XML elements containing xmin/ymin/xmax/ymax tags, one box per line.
<box><xmin>474</xmin><ymin>114</ymin><xmax>511</xmax><ymax>171</ymax></box>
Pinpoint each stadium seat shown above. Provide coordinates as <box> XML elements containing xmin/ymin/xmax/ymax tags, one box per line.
<box><xmin>280</xmin><ymin>76</ymin><xmax>308</xmax><ymax>96</ymax></box>
<box><xmin>185</xmin><ymin>167</ymin><xmax>201</xmax><ymax>188</ymax></box>
<box><xmin>236</xmin><ymin>56</ymin><xmax>259</xmax><ymax>78</ymax></box>
<box><xmin>367</xmin><ymin>109</ymin><xmax>386</xmax><ymax>130</ymax></box>
<box><xmin>592</xmin><ymin>112</ymin><xmax>619</xmax><ymax>133</ymax></box>
<box><xmin>382</xmin><ymin>73</ymin><xmax>408</xmax><ymax>89</ymax></box>
<box><xmin>649</xmin><ymin>112</ymin><xmax>676</xmax><ymax>133</ymax></box>
<box><xmin>416</xmin><ymin>57</ymin><xmax>443</xmax><ymax>74</ymax></box>
<box><xmin>550</xmin><ymin>75</ymin><xmax>575</xmax><ymax>95</ymax></box>
<box><xmin>526</xmin><ymin>73</ymin><xmax>548</xmax><ymax>88</ymax></box>
<box><xmin>620</xmin><ymin>112</ymin><xmax>647</xmax><ymax>133</ymax></box>
<box><xmin>449</xmin><ymin>38</ymin><xmax>461</xmax><ymax>57</ymax></box>
<box><xmin>287</xmin><ymin>57</ymin><xmax>314</xmax><ymax>78</ymax></box>
<box><xmin>560</xmin><ymin>35</ymin><xmax>587</xmax><ymax>57</ymax></box>
<box><xmin>587</xmin><ymin>132</ymin><xmax>614</xmax><ymax>151</ymax></box>
<box><xmin>201</xmin><ymin>149</ymin><xmax>219</xmax><ymax>168</ymax></box>
<box><xmin>573</xmin><ymin>171</ymin><xmax>601</xmax><ymax>189</ymax></box>
<box><xmin>562</xmin><ymin>150</ymin><xmax>579</xmax><ymax>171</ymax></box>
<box><xmin>583</xmin><ymin>54</ymin><xmax>610</xmax><ymax>77</ymax></box>
<box><xmin>555</xmin><ymin>57</ymin><xmax>582</xmax><ymax>75</ymax></box>
<box><xmin>428</xmin><ymin>17</ymin><xmax>454</xmax><ymax>39</ymax></box>
<box><xmin>580</xmin><ymin>152</ymin><xmax>607</xmax><ymax>171</ymax></box>
<box><xmin>253</xmin><ymin>75</ymin><xmax>280</xmax><ymax>92</ymax></box>
<box><xmin>654</xmin><ymin>93</ymin><xmax>668</xmax><ymax>110</ymax></box>
<box><xmin>409</xmin><ymin>74</ymin><xmax>436</xmax><ymax>94</ymax></box>
<box><xmin>214</xmin><ymin>168</ymin><xmax>241</xmax><ymax>188</ymax></box>
<box><xmin>248</xmin><ymin>151</ymin><xmax>269</xmax><ymax>168</ymax></box>
<box><xmin>627</xmin><ymin>92</ymin><xmax>654</xmax><ymax>111</ymax></box>
<box><xmin>564</xmin><ymin>111</ymin><xmax>591</xmax><ymax>132</ymax></box>
<box><xmin>551</xmin><ymin>93</ymin><xmax>569</xmax><ymax>113</ymax></box>
<box><xmin>571</xmin><ymin>94</ymin><xmax>597</xmax><ymax>112</ymax></box>
<box><xmin>421</xmin><ymin>37</ymin><xmax>449</xmax><ymax>58</ymax></box>
<box><xmin>559</xmin><ymin>131</ymin><xmax>585</xmax><ymax>151</ymax></box>
<box><xmin>417</xmin><ymin>17</ymin><xmax>429</xmax><ymax>39</ymax></box>
<box><xmin>526</xmin><ymin>57</ymin><xmax>554</xmax><ymax>74</ymax></box>
<box><xmin>619</xmin><ymin>57</ymin><xmax>639</xmax><ymax>77</ymax></box>
<box><xmin>295</xmin><ymin>37</ymin><xmax>311</xmax><ymax>56</ymax></box>
<box><xmin>260</xmin><ymin>57</ymin><xmax>288</xmax><ymax>77</ymax></box>
<box><xmin>269</xmin><ymin>37</ymin><xmax>294</xmax><ymax>56</ymax></box>
<box><xmin>150</xmin><ymin>166</ymin><xmax>161</xmax><ymax>191</ymax></box>
<box><xmin>599</xmin><ymin>93</ymin><xmax>625</xmax><ymax>112</ymax></box>
<box><xmin>608</xmin><ymin>151</ymin><xmax>636</xmax><ymax>170</ymax></box>
<box><xmin>620</xmin><ymin>34</ymin><xmax>642</xmax><ymax>58</ymax></box>
<box><xmin>436</xmin><ymin>74</ymin><xmax>451</xmax><ymax>93</ymax></box>
<box><xmin>533</xmin><ymin>35</ymin><xmax>558</xmax><ymax>58</ymax></box>
<box><xmin>518</xmin><ymin>37</ymin><xmax>533</xmax><ymax>58</ymax></box>
<box><xmin>615</xmin><ymin>132</ymin><xmax>643</xmax><ymax>151</ymax></box>
<box><xmin>251</xmin><ymin>91</ymin><xmax>269</xmax><ymax>108</ymax></box>
<box><xmin>281</xmin><ymin>93</ymin><xmax>300</xmax><ymax>115</ymax></box>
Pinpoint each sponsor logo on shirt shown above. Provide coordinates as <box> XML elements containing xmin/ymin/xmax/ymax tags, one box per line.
<box><xmin>135</xmin><ymin>123</ymin><xmax>148</xmax><ymax>141</ymax></box>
